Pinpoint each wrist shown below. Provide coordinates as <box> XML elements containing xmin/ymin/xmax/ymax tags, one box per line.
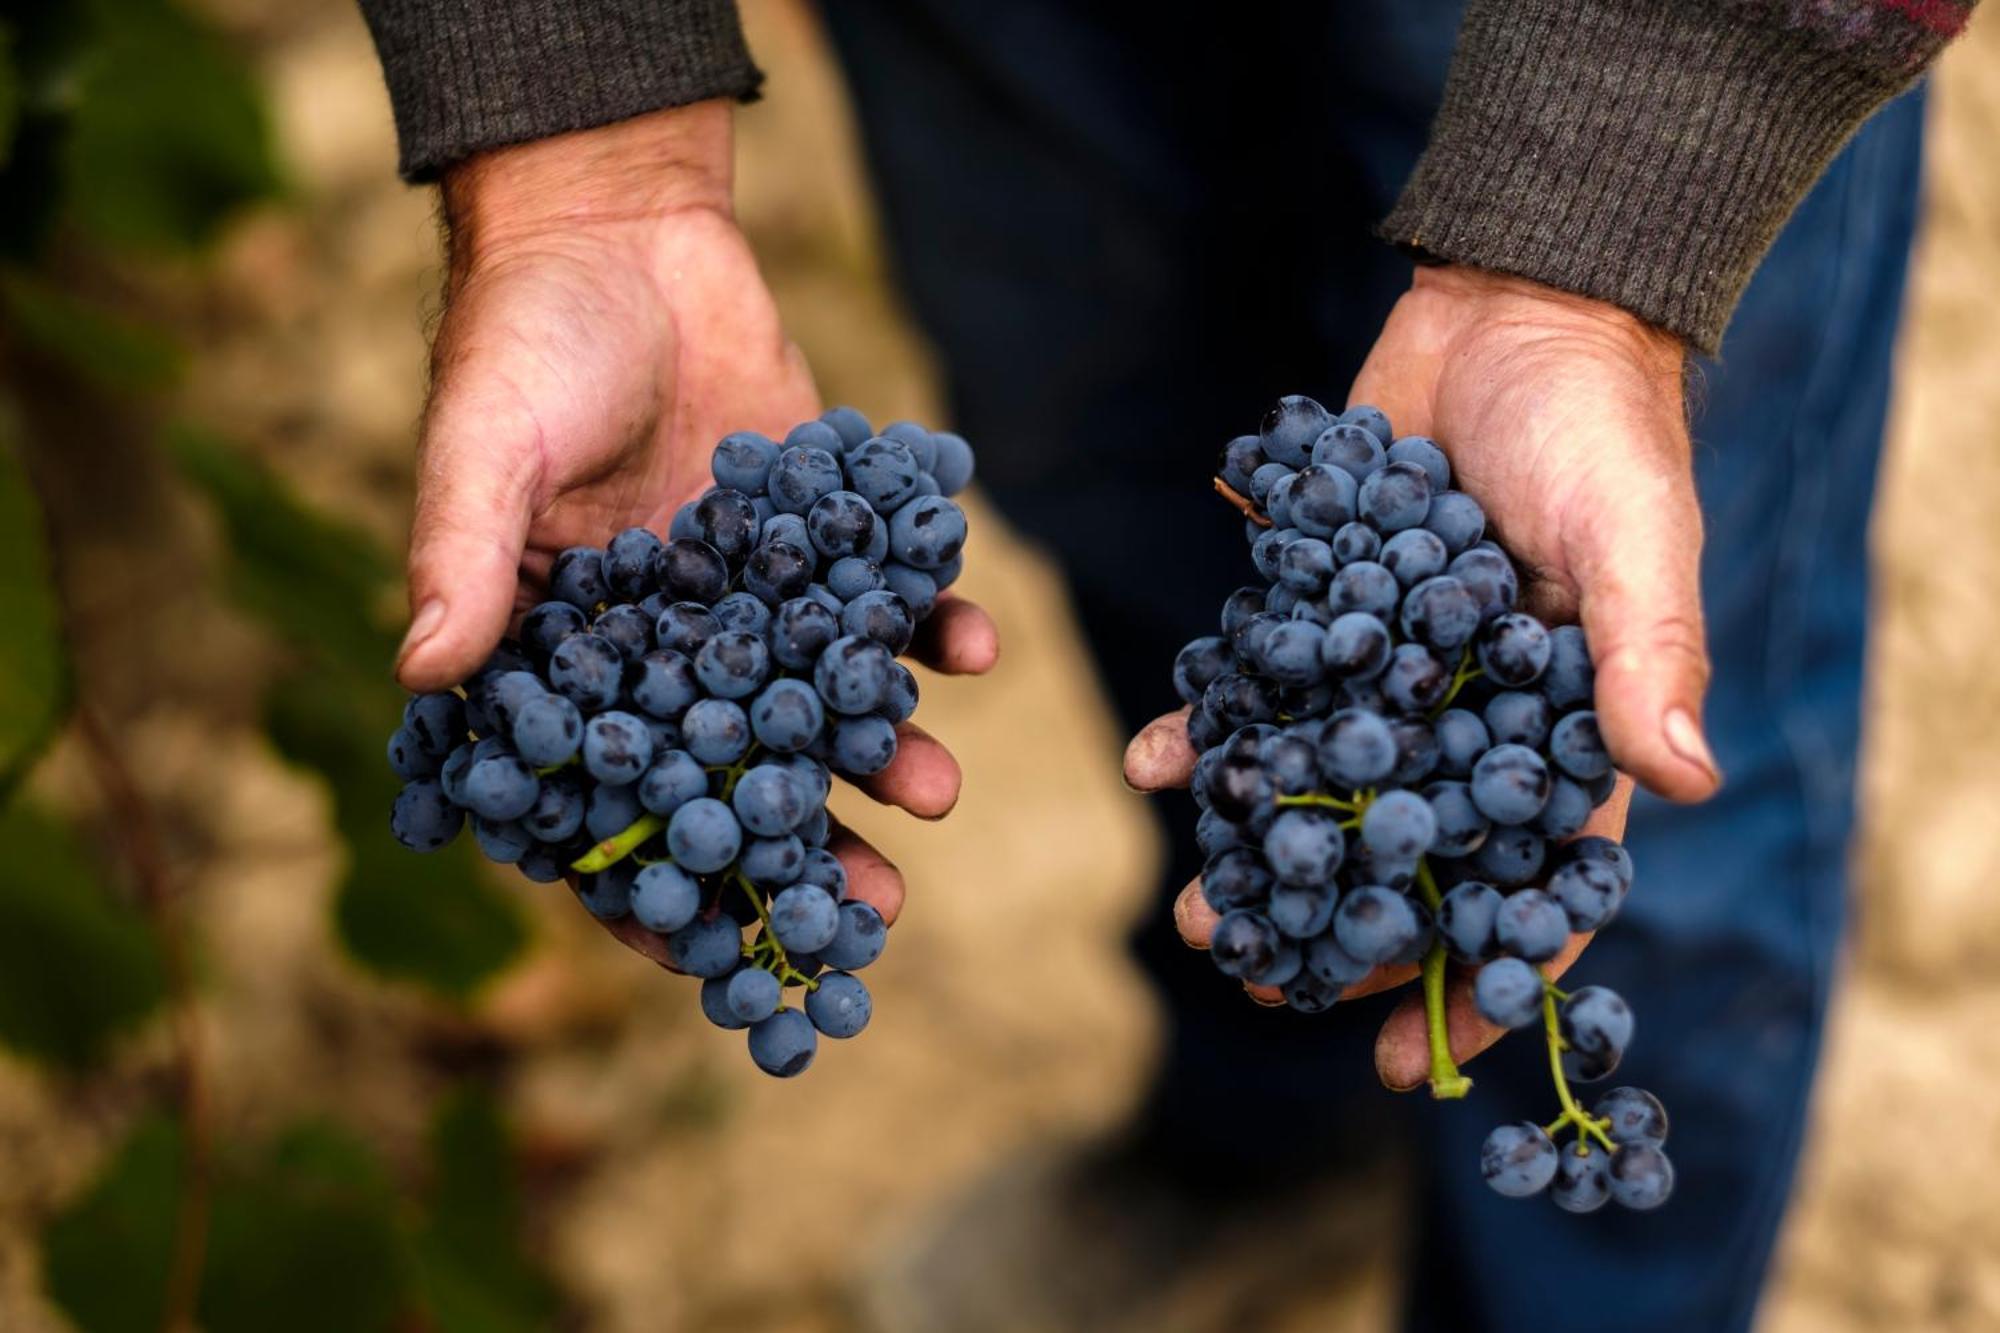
<box><xmin>441</xmin><ymin>101</ymin><xmax>736</xmax><ymax>264</ymax></box>
<box><xmin>1411</xmin><ymin>265</ymin><xmax>1685</xmax><ymax>372</ymax></box>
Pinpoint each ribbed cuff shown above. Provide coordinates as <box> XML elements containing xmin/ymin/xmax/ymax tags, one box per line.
<box><xmin>358</xmin><ymin>0</ymin><xmax>763</xmax><ymax>182</ymax></box>
<box><xmin>1380</xmin><ymin>0</ymin><xmax>1949</xmax><ymax>353</ymax></box>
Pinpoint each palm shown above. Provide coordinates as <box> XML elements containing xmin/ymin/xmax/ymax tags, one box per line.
<box><xmin>419</xmin><ymin>208</ymin><xmax>820</xmax><ymax>619</ymax></box>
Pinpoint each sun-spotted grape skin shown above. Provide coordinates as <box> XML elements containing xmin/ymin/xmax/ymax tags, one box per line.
<box><xmin>385</xmin><ymin>410</ymin><xmax>975</xmax><ymax>1077</ymax></box>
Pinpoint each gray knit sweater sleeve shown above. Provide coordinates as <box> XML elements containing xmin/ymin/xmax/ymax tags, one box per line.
<box><xmin>1382</xmin><ymin>0</ymin><xmax>1977</xmax><ymax>353</ymax></box>
<box><xmin>356</xmin><ymin>0</ymin><xmax>762</xmax><ymax>182</ymax></box>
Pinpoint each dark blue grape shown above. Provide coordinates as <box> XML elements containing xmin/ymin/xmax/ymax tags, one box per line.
<box><xmin>797</xmin><ymin>845</ymin><xmax>846</xmax><ymax>900</ymax></box>
<box><xmin>1484</xmin><ymin>690</ymin><xmax>1552</xmax><ymax>748</ymax></box>
<box><xmin>603</xmin><ymin>526</ymin><xmax>664</xmax><ymax>600</ymax></box>
<box><xmin>522</xmin><ymin>601</ymin><xmax>588</xmax><ymax>659</ymax></box>
<box><xmin>819</xmin><ymin>406</ymin><xmax>873</xmax><ymax>451</ymax></box>
<box><xmin>463</xmin><ymin>752</ymin><xmax>539</xmax><ymax>821</ymax></box>
<box><xmin>1361</xmin><ymin>790</ymin><xmax>1436</xmax><ymax>860</ymax></box>
<box><xmin>631</xmin><ymin>862</ymin><xmax>702</xmax><ymax>933</ymax></box>
<box><xmin>402</xmin><ymin>692</ymin><xmax>466</xmax><ymax>754</ymax></box>
<box><xmin>1311</xmin><ymin>423</ymin><xmax>1386</xmax><ymax>481</ymax></box>
<box><xmin>666</xmin><ymin>797</ymin><xmax>742</xmax><ymax>874</ymax></box>
<box><xmin>1257</xmin><ymin>621</ymin><xmax>1326</xmax><ymax>688</ymax></box>
<box><xmin>1400</xmin><ymin>575</ymin><xmax>1481</xmax><ymax>653</ymax></box>
<box><xmin>1549</xmin><ymin>710</ymin><xmax>1611</xmax><ymax>781</ymax></box>
<box><xmin>1276</xmin><ymin>536</ymin><xmax>1336</xmax><ymax>595</ymax></box>
<box><xmin>1219</xmin><ymin>434</ymin><xmax>1265</xmax><ymax>492</ymax></box>
<box><xmin>1542</xmin><ymin>624</ymin><xmax>1595</xmax><ymax>709</ymax></box>
<box><xmin>638</xmin><ymin>749</ymin><xmax>708</xmax><ymax>819</ymax></box>
<box><xmin>592</xmin><ymin>604</ymin><xmax>653</xmax><ymax>661</ymax></box>
<box><xmin>1258</xmin><ymin>732</ymin><xmax>1319</xmax><ymax>794</ymax></box>
<box><xmin>1470</xmin><ymin>743</ymin><xmax>1551</xmax><ymax>824</ymax></box>
<box><xmin>821</xmin><ymin>901</ymin><xmax>887</xmax><ymax>971</ymax></box>
<box><xmin>747</xmin><ymin>1008</ymin><xmax>817</xmax><ymax>1077</ymax></box>
<box><xmin>1333</xmin><ymin>884</ymin><xmax>1425</xmax><ymax>966</ymax></box>
<box><xmin>1249</xmin><ymin>525</ymin><xmax>1299</xmax><ymax>582</ymax></box>
<box><xmin>744</xmin><ymin>539</ymin><xmax>815</xmax><ymax>607</ymax></box>
<box><xmin>1388</xmin><ymin>714</ymin><xmax>1442</xmax><ymax>787</ymax></box>
<box><xmin>523</xmin><ymin>769</ymin><xmax>586</xmax><ymax>841</ymax></box>
<box><xmin>391</xmin><ymin>780</ymin><xmax>462</xmax><ymax>851</ymax></box>
<box><xmin>585</xmin><ymin>781</ymin><xmax>644</xmax><ymax>841</ymax></box>
<box><xmin>1495</xmin><ymin>887</ymin><xmax>1569</xmax><ymax>963</ymax></box>
<box><xmin>1560</xmin><ymin>985</ymin><xmax>1633</xmax><ymax>1061</ymax></box>
<box><xmin>1438</xmin><ymin>881</ymin><xmax>1503</xmax><ymax>963</ymax></box>
<box><xmin>1472</xmin><ymin>825</ymin><xmax>1547</xmax><ymax>887</ymax></box>
<box><xmin>769</xmin><ymin>446</ymin><xmax>844</xmax><ymax>515</ymax></box>
<box><xmin>1533</xmin><ymin>777</ymin><xmax>1593</xmax><ymax>839</ymax></box>
<box><xmin>1175</xmin><ymin>636</ymin><xmax>1233</xmax><ymax>706</ymax></box>
<box><xmin>1481</xmin><ymin>1122</ymin><xmax>1559</xmax><ymax>1198</ymax></box>
<box><xmin>1550</xmin><ymin>1143</ymin><xmax>1611</xmax><ymax>1214</ymax></box>
<box><xmin>1330</xmin><ymin>521</ymin><xmax>1381</xmax><ymax>565</ymax></box>
<box><xmin>881</xmin><ymin>663</ymin><xmax>919</xmax><ymax>723</ymax></box>
<box><xmin>845</xmin><ymin>438</ymin><xmax>923</xmax><ymax>513</ymax></box>
<box><xmin>1357</xmin><ymin>460</ymin><xmax>1431</xmax><ymax>531</ymax></box>
<box><xmin>656</xmin><ymin>538</ymin><xmax>727</xmax><ymax>604</ymax></box>
<box><xmin>1335</xmin><ymin>404</ymin><xmax>1392</xmax><ymax>445</ymax></box>
<box><xmin>887</xmin><ymin>495</ymin><xmax>968</xmax><ymax>571</ymax></box>
<box><xmin>1423</xmin><ymin>491</ymin><xmax>1486</xmax><ymax>554</ymax></box>
<box><xmin>1381</xmin><ymin>527</ymin><xmax>1448</xmax><ymax>587</ymax></box>
<box><xmin>713</xmin><ymin>430</ymin><xmax>781</xmax><ymax>492</ymax></box>
<box><xmin>1473</xmin><ymin>956</ymin><xmax>1544</xmax><ymax>1028</ymax></box>
<box><xmin>1594</xmin><ymin>1087</ymin><xmax>1669</xmax><ymax>1146</ymax></box>
<box><xmin>841</xmin><ymin>589</ymin><xmax>915</xmax><ymax>655</ymax></box>
<box><xmin>1433</xmin><ymin>708</ymin><xmax>1489</xmax><ymax>776</ymax></box>
<box><xmin>1288</xmin><ymin>464</ymin><xmax>1357</xmax><ymax>537</ymax></box>
<box><xmin>1424</xmin><ymin>779</ymin><xmax>1490</xmax><ymax>857</ymax></box>
<box><xmin>575</xmin><ymin>710</ymin><xmax>649</xmax><ymax>785</ymax></box>
<box><xmin>1608</xmin><ymin>1143</ymin><xmax>1674</xmax><ymax>1210</ymax></box>
<box><xmin>1262</xmin><ymin>809</ymin><xmax>1345</xmax><ymax>887</ymax></box>
<box><xmin>1548</xmin><ymin>858</ymin><xmax>1624</xmax><ymax>931</ymax></box>
<box><xmin>629</xmin><ymin>649</ymin><xmax>700</xmax><ymax>720</ymax></box>
<box><xmin>806</xmin><ymin>972</ymin><xmax>872</xmax><ymax>1037</ymax></box>
<box><xmin>826</xmin><ymin>556</ymin><xmax>884</xmax><ymax>601</ymax></box>
<box><xmin>733</xmin><ymin>765</ymin><xmax>808</xmax><ymax>837</ymax></box>
<box><xmin>1201</xmin><ymin>848</ymin><xmax>1273</xmax><ymax>913</ymax></box>
<box><xmin>1318</xmin><ymin>708</ymin><xmax>1397</xmax><ymax>789</ymax></box>
<box><xmin>575</xmin><ymin>865</ymin><xmax>635</xmax><ymax>920</ymax></box>
<box><xmin>931</xmin><ymin>432</ymin><xmax>975</xmax><ymax>495</ymax></box>
<box><xmin>1210</xmin><ymin>910</ymin><xmax>1283</xmax><ymax>979</ymax></box>
<box><xmin>814</xmin><ymin>635</ymin><xmax>893</xmax><ymax>715</ymax></box>
<box><xmin>694</xmin><ymin>489</ymin><xmax>761</xmax><ymax>564</ymax></box>
<box><xmin>1331</xmin><ymin>560</ymin><xmax>1399</xmax><ymax>618</ymax></box>
<box><xmin>1267</xmin><ymin>883</ymin><xmax>1337</xmax><ymax>939</ymax></box>
<box><xmin>1259</xmin><ymin>394</ymin><xmax>1332</xmax><ymax>468</ymax></box>
<box><xmin>1381</xmin><ymin>642</ymin><xmax>1451</xmax><ymax>713</ymax></box>
<box><xmin>710</xmin><ymin>594</ymin><xmax>770</xmax><ymax>641</ymax></box>
<box><xmin>879</xmin><ymin>563</ymin><xmax>938</xmax><ymax>618</ymax></box>
<box><xmin>749</xmin><ymin>678</ymin><xmax>824</xmax><ymax>753</ymax></box>
<box><xmin>770</xmin><ymin>883</ymin><xmax>841</xmax><ymax>953</ymax></box>
<box><xmin>694</xmin><ymin>631</ymin><xmax>770</xmax><ymax>700</ymax></box>
<box><xmin>482</xmin><ymin>670</ymin><xmax>548</xmax><ymax>735</ymax></box>
<box><xmin>741</xmin><ymin>834</ymin><xmax>805</xmax><ymax>887</ymax></box>
<box><xmin>1305</xmin><ymin>932</ymin><xmax>1371</xmax><ymax>987</ymax></box>
<box><xmin>1562</xmin><ymin>835</ymin><xmax>1634</xmax><ymax>889</ymax></box>
<box><xmin>654</xmin><ymin>602</ymin><xmax>721</xmax><ymax>657</ymax></box>
<box><xmin>1448</xmin><ymin>547</ymin><xmax>1519</xmax><ymax>621</ymax></box>
<box><xmin>1480</xmin><ymin>612</ymin><xmax>1552</xmax><ymax>687</ymax></box>
<box><xmin>668</xmin><ymin>914</ymin><xmax>745</xmax><ymax>978</ymax></box>
<box><xmin>725</xmin><ymin>967</ymin><xmax>783</xmax><ymax>1024</ymax></box>
<box><xmin>388</xmin><ymin>727</ymin><xmax>442</xmax><ymax>781</ymax></box>
<box><xmin>550</xmin><ymin>546</ymin><xmax>608</xmax><ymax>610</ymax></box>
<box><xmin>700</xmin><ymin>974</ymin><xmax>750</xmax><ymax>1029</ymax></box>
<box><xmin>832</xmin><ymin>715</ymin><xmax>899</xmax><ymax>775</ymax></box>
<box><xmin>1248</xmin><ymin>462</ymin><xmax>1295</xmax><ymax>508</ymax></box>
<box><xmin>769</xmin><ymin>597</ymin><xmax>841</xmax><ymax>671</ymax></box>
<box><xmin>1386</xmin><ymin>435</ymin><xmax>1450</xmax><ymax>490</ymax></box>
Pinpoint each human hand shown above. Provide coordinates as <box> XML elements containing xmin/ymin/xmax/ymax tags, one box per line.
<box><xmin>1126</xmin><ymin>263</ymin><xmax>1714</xmax><ymax>1087</ymax></box>
<box><xmin>390</xmin><ymin>101</ymin><xmax>999</xmax><ymax>956</ymax></box>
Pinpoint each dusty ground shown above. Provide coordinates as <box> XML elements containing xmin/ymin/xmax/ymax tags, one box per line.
<box><xmin>1</xmin><ymin>1</ymin><xmax>1995</xmax><ymax>1329</ymax></box>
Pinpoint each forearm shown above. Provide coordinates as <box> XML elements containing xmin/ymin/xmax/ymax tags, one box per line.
<box><xmin>1383</xmin><ymin>0</ymin><xmax>1978</xmax><ymax>353</ymax></box>
<box><xmin>356</xmin><ymin>0</ymin><xmax>760</xmax><ymax>182</ymax></box>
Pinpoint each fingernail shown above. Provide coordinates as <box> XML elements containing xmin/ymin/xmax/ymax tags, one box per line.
<box><xmin>1663</xmin><ymin>707</ymin><xmax>1721</xmax><ymax>783</ymax></box>
<box><xmin>397</xmin><ymin>599</ymin><xmax>445</xmax><ymax>669</ymax></box>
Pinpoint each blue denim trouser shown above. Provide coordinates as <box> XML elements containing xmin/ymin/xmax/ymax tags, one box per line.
<box><xmin>821</xmin><ymin>3</ymin><xmax>1924</xmax><ymax>1327</ymax></box>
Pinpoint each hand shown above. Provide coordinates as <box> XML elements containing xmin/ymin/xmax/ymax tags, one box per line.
<box><xmin>1125</xmin><ymin>263</ymin><xmax>1715</xmax><ymax>1088</ymax></box>
<box><xmin>390</xmin><ymin>102</ymin><xmax>999</xmax><ymax>954</ymax></box>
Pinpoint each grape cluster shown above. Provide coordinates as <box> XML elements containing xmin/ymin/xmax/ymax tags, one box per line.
<box><xmin>1173</xmin><ymin>395</ymin><xmax>1674</xmax><ymax>1211</ymax></box>
<box><xmin>385</xmin><ymin>410</ymin><xmax>974</xmax><ymax>1077</ymax></box>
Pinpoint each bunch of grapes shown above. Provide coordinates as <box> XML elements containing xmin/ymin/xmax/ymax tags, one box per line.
<box><xmin>385</xmin><ymin>410</ymin><xmax>974</xmax><ymax>1078</ymax></box>
<box><xmin>1171</xmin><ymin>395</ymin><xmax>1674</xmax><ymax>1212</ymax></box>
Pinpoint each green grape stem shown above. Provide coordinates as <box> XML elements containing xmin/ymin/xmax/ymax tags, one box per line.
<box><xmin>571</xmin><ymin>815</ymin><xmax>664</xmax><ymax>874</ymax></box>
<box><xmin>1414</xmin><ymin>858</ymin><xmax>1471</xmax><ymax>1099</ymax></box>
<box><xmin>1538</xmin><ymin>981</ymin><xmax>1617</xmax><ymax>1153</ymax></box>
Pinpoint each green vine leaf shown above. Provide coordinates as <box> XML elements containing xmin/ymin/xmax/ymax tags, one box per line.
<box><xmin>0</xmin><ymin>414</ymin><xmax>68</xmax><ymax>800</ymax></box>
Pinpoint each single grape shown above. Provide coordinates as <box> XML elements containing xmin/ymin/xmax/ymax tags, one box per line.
<box><xmin>1201</xmin><ymin>848</ymin><xmax>1275</xmax><ymax>913</ymax></box>
<box><xmin>1607</xmin><ymin>1142</ymin><xmax>1675</xmax><ymax>1210</ymax></box>
<box><xmin>1400</xmin><ymin>575</ymin><xmax>1482</xmax><ymax>652</ymax></box>
<box><xmin>1550</xmin><ymin>710</ymin><xmax>1612</xmax><ymax>780</ymax></box>
<box><xmin>1333</xmin><ymin>885</ymin><xmax>1426</xmax><ymax>966</ymax></box>
<box><xmin>1422</xmin><ymin>490</ymin><xmax>1486</xmax><ymax>554</ymax></box>
<box><xmin>391</xmin><ymin>781</ymin><xmax>462</xmax><ymax>852</ymax></box>
<box><xmin>693</xmin><ymin>489</ymin><xmax>761</xmax><ymax>564</ymax></box>
<box><xmin>805</xmin><ymin>971</ymin><xmax>872</xmax><ymax>1037</ymax></box>
<box><xmin>1448</xmin><ymin>547</ymin><xmax>1519</xmax><ymax>621</ymax></box>
<box><xmin>846</xmin><ymin>437</ymin><xmax>924</xmax><ymax>512</ymax></box>
<box><xmin>806</xmin><ymin>489</ymin><xmax>879</xmax><ymax>560</ymax></box>
<box><xmin>841</xmin><ymin>589</ymin><xmax>916</xmax><ymax>655</ymax></box>
<box><xmin>769</xmin><ymin>446</ymin><xmax>844</xmax><ymax>515</ymax></box>
<box><xmin>1550</xmin><ymin>1142</ymin><xmax>1612</xmax><ymax>1213</ymax></box>
<box><xmin>630</xmin><ymin>862</ymin><xmax>702</xmax><ymax>933</ymax></box>
<box><xmin>1470</xmin><ymin>744</ymin><xmax>1552</xmax><ymax>825</ymax></box>
<box><xmin>388</xmin><ymin>727</ymin><xmax>441</xmax><ymax>781</ymax></box>
<box><xmin>1495</xmin><ymin>888</ymin><xmax>1570</xmax><ymax>963</ymax></box>
<box><xmin>820</xmin><ymin>900</ymin><xmax>887</xmax><ymax>971</ymax></box>
<box><xmin>630</xmin><ymin>649</ymin><xmax>701</xmax><ymax>719</ymax></box>
<box><xmin>1541</xmin><ymin>624</ymin><xmax>1595</xmax><ymax>709</ymax></box>
<box><xmin>1361</xmin><ymin>790</ymin><xmax>1437</xmax><ymax>860</ymax></box>
<box><xmin>1560</xmin><ymin>986</ymin><xmax>1634</xmax><ymax>1061</ymax></box>
<box><xmin>549</xmin><ymin>632</ymin><xmax>624</xmax><ymax>712</ymax></box>
<box><xmin>1263</xmin><ymin>809</ymin><xmax>1346</xmax><ymax>887</ymax></box>
<box><xmin>1481</xmin><ymin>1123</ymin><xmax>1559</xmax><ymax>1198</ymax></box>
<box><xmin>667</xmin><ymin>914</ymin><xmax>745</xmax><ymax>978</ymax></box>
<box><xmin>819</xmin><ymin>406</ymin><xmax>873</xmax><ymax>450</ymax></box>
<box><xmin>1548</xmin><ymin>858</ymin><xmax>1625</xmax><ymax>931</ymax></box>
<box><xmin>1330</xmin><ymin>521</ymin><xmax>1381</xmax><ymax>565</ymax></box>
<box><xmin>1318</xmin><ymin>708</ymin><xmax>1397</xmax><ymax>788</ymax></box>
<box><xmin>1533</xmin><ymin>777</ymin><xmax>1593</xmax><ymax>839</ymax></box>
<box><xmin>1472</xmin><ymin>825</ymin><xmax>1548</xmax><ymax>887</ymax></box>
<box><xmin>584</xmin><ymin>781</ymin><xmax>644</xmax><ymax>842</ymax></box>
<box><xmin>667</xmin><ymin>797</ymin><xmax>743</xmax><ymax>873</ymax></box>
<box><xmin>681</xmin><ymin>698</ymin><xmax>752</xmax><ymax>766</ymax></box>
<box><xmin>747</xmin><ymin>1008</ymin><xmax>818</xmax><ymax>1077</ymax></box>
<box><xmin>1311</xmin><ymin>423</ymin><xmax>1386</xmax><ymax>480</ymax></box>
<box><xmin>1382</xmin><ymin>642</ymin><xmax>1452</xmax><ymax>713</ymax></box>
<box><xmin>575</xmin><ymin>865</ymin><xmax>636</xmax><ymax>921</ymax></box>
<box><xmin>1358</xmin><ymin>460</ymin><xmax>1431</xmax><ymax>531</ymax></box>
<box><xmin>550</xmin><ymin>546</ymin><xmax>609</xmax><ymax>609</ymax></box>
<box><xmin>1473</xmin><ymin>957</ymin><xmax>1544</xmax><ymax>1029</ymax></box>
<box><xmin>1321</xmin><ymin>612</ymin><xmax>1392</xmax><ymax>679</ymax></box>
<box><xmin>1594</xmin><ymin>1087</ymin><xmax>1669</xmax><ymax>1146</ymax></box>
<box><xmin>522</xmin><ymin>770</ymin><xmax>586</xmax><ymax>842</ymax></box>
<box><xmin>713</xmin><ymin>430</ymin><xmax>781</xmax><ymax>492</ymax></box>
<box><xmin>1267</xmin><ymin>883</ymin><xmax>1338</xmax><ymax>939</ymax></box>
<box><xmin>815</xmin><ymin>635</ymin><xmax>894</xmax><ymax>715</ymax></box>
<box><xmin>1437</xmin><ymin>881</ymin><xmax>1504</xmax><ymax>963</ymax></box>
<box><xmin>1424</xmin><ymin>780</ymin><xmax>1491</xmax><ymax>857</ymax></box>
<box><xmin>580</xmin><ymin>711</ymin><xmax>653</xmax><ymax>785</ymax></box>
<box><xmin>931</xmin><ymin>432</ymin><xmax>975</xmax><ymax>495</ymax></box>
<box><xmin>744</xmin><ymin>539</ymin><xmax>816</xmax><ymax>606</ymax></box>
<box><xmin>464</xmin><ymin>752</ymin><xmax>539</xmax><ymax>822</ymax></box>
<box><xmin>1330</xmin><ymin>560</ymin><xmax>1400</xmax><ymax>618</ymax></box>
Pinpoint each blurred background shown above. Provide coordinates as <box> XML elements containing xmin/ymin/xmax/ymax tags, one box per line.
<box><xmin>0</xmin><ymin>1</ymin><xmax>1995</xmax><ymax>1330</ymax></box>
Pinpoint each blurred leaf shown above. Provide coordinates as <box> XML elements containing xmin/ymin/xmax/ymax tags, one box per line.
<box><xmin>61</xmin><ymin>0</ymin><xmax>280</xmax><ymax>253</ymax></box>
<box><xmin>0</xmin><ymin>268</ymin><xmax>183</xmax><ymax>394</ymax></box>
<box><xmin>172</xmin><ymin>429</ymin><xmax>528</xmax><ymax>996</ymax></box>
<box><xmin>0</xmin><ymin>23</ymin><xmax>18</xmax><ymax>168</ymax></box>
<box><xmin>41</xmin><ymin>1114</ymin><xmax>181</xmax><ymax>1333</ymax></box>
<box><xmin>413</xmin><ymin>1090</ymin><xmax>559</xmax><ymax>1332</ymax></box>
<box><xmin>0</xmin><ymin>801</ymin><xmax>163</xmax><ymax>1069</ymax></box>
<box><xmin>0</xmin><ymin>418</ymin><xmax>69</xmax><ymax>798</ymax></box>
<box><xmin>168</xmin><ymin>425</ymin><xmax>396</xmax><ymax>673</ymax></box>
<box><xmin>199</xmin><ymin>1123</ymin><xmax>408</xmax><ymax>1333</ymax></box>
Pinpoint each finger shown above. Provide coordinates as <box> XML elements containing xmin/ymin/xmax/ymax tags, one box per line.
<box><xmin>827</xmin><ymin>823</ymin><xmax>907</xmax><ymax>926</ymax></box>
<box><xmin>1173</xmin><ymin>880</ymin><xmax>1219</xmax><ymax>948</ymax></box>
<box><xmin>1124</xmin><ymin>709</ymin><xmax>1199</xmax><ymax>792</ymax></box>
<box><xmin>1568</xmin><ymin>456</ymin><xmax>1721</xmax><ymax>804</ymax></box>
<box><xmin>1373</xmin><ymin>930</ymin><xmax>1591</xmax><ymax>1092</ymax></box>
<box><xmin>908</xmin><ymin>596</ymin><xmax>1000</xmax><ymax>676</ymax></box>
<box><xmin>396</xmin><ymin>386</ymin><xmax>540</xmax><ymax>691</ymax></box>
<box><xmin>852</xmin><ymin>723</ymin><xmax>961</xmax><ymax>820</ymax></box>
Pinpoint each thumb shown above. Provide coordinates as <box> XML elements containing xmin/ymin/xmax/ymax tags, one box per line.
<box><xmin>1568</xmin><ymin>462</ymin><xmax>1720</xmax><ymax>803</ymax></box>
<box><xmin>395</xmin><ymin>391</ymin><xmax>539</xmax><ymax>691</ymax></box>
